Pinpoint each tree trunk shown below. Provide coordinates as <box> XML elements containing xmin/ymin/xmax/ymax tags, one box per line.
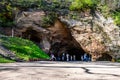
<box><xmin>11</xmin><ymin>27</ymin><xmax>14</xmax><ymax>37</ymax></box>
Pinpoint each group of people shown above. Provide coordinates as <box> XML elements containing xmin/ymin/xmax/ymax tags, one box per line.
<box><xmin>61</xmin><ymin>53</ymin><xmax>76</xmax><ymax>61</ymax></box>
<box><xmin>50</xmin><ymin>53</ymin><xmax>76</xmax><ymax>61</ymax></box>
<box><xmin>81</xmin><ymin>53</ymin><xmax>91</xmax><ymax>61</ymax></box>
<box><xmin>50</xmin><ymin>53</ymin><xmax>91</xmax><ymax>61</ymax></box>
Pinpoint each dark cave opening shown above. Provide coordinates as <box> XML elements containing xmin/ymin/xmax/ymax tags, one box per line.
<box><xmin>21</xmin><ymin>29</ymin><xmax>45</xmax><ymax>50</ymax></box>
<box><xmin>21</xmin><ymin>29</ymin><xmax>93</xmax><ymax>62</ymax></box>
<box><xmin>67</xmin><ymin>48</ymin><xmax>85</xmax><ymax>61</ymax></box>
<box><xmin>55</xmin><ymin>47</ymin><xmax>88</xmax><ymax>61</ymax></box>
<box><xmin>30</xmin><ymin>35</ymin><xmax>41</xmax><ymax>43</ymax></box>
<box><xmin>97</xmin><ymin>53</ymin><xmax>112</xmax><ymax>61</ymax></box>
<box><xmin>22</xmin><ymin>29</ymin><xmax>41</xmax><ymax>43</ymax></box>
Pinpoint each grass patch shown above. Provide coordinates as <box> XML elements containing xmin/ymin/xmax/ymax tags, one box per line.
<box><xmin>116</xmin><ymin>59</ymin><xmax>120</xmax><ymax>62</ymax></box>
<box><xmin>0</xmin><ymin>36</ymin><xmax>50</xmax><ymax>61</ymax></box>
<box><xmin>0</xmin><ymin>55</ymin><xmax>15</xmax><ymax>63</ymax></box>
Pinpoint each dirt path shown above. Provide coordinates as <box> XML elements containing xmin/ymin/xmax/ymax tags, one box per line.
<box><xmin>0</xmin><ymin>61</ymin><xmax>120</xmax><ymax>80</ymax></box>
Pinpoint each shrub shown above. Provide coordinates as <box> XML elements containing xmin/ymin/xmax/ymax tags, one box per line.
<box><xmin>0</xmin><ymin>1</ymin><xmax>15</xmax><ymax>27</ymax></box>
<box><xmin>42</xmin><ymin>13</ymin><xmax>57</xmax><ymax>27</ymax></box>
<box><xmin>69</xmin><ymin>0</ymin><xmax>97</xmax><ymax>11</ymax></box>
<box><xmin>112</xmin><ymin>11</ymin><xmax>120</xmax><ymax>26</ymax></box>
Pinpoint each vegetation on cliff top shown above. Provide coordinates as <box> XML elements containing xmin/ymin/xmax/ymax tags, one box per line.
<box><xmin>0</xmin><ymin>36</ymin><xmax>50</xmax><ymax>62</ymax></box>
<box><xmin>96</xmin><ymin>0</ymin><xmax>120</xmax><ymax>26</ymax></box>
<box><xmin>69</xmin><ymin>0</ymin><xmax>97</xmax><ymax>10</ymax></box>
<box><xmin>111</xmin><ymin>11</ymin><xmax>120</xmax><ymax>26</ymax></box>
<box><xmin>0</xmin><ymin>0</ymin><xmax>120</xmax><ymax>27</ymax></box>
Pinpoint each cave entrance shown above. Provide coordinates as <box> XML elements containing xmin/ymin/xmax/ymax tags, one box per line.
<box><xmin>22</xmin><ymin>29</ymin><xmax>44</xmax><ymax>49</ymax></box>
<box><xmin>22</xmin><ymin>29</ymin><xmax>41</xmax><ymax>43</ymax></box>
<box><xmin>30</xmin><ymin>35</ymin><xmax>41</xmax><ymax>43</ymax></box>
<box><xmin>55</xmin><ymin>47</ymin><xmax>91</xmax><ymax>61</ymax></box>
<box><xmin>97</xmin><ymin>53</ymin><xmax>112</xmax><ymax>61</ymax></box>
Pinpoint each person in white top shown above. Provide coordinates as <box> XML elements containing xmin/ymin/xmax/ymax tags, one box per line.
<box><xmin>62</xmin><ymin>53</ymin><xmax>65</xmax><ymax>61</ymax></box>
<box><xmin>50</xmin><ymin>54</ymin><xmax>56</xmax><ymax>61</ymax></box>
<box><xmin>66</xmin><ymin>54</ymin><xmax>69</xmax><ymax>61</ymax></box>
<box><xmin>70</xmin><ymin>56</ymin><xmax>73</xmax><ymax>61</ymax></box>
<box><xmin>73</xmin><ymin>55</ymin><xmax>76</xmax><ymax>61</ymax></box>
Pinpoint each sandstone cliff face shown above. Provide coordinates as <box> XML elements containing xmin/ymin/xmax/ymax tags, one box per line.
<box><xmin>61</xmin><ymin>11</ymin><xmax>120</xmax><ymax>61</ymax></box>
<box><xmin>14</xmin><ymin>10</ymin><xmax>120</xmax><ymax>61</ymax></box>
<box><xmin>15</xmin><ymin>11</ymin><xmax>50</xmax><ymax>53</ymax></box>
<box><xmin>15</xmin><ymin>11</ymin><xmax>85</xmax><ymax>60</ymax></box>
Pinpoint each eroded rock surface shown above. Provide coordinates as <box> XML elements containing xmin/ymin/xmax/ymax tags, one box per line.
<box><xmin>61</xmin><ymin>12</ymin><xmax>120</xmax><ymax>61</ymax></box>
<box><xmin>15</xmin><ymin>11</ymin><xmax>85</xmax><ymax>60</ymax></box>
<box><xmin>5</xmin><ymin>10</ymin><xmax>120</xmax><ymax>61</ymax></box>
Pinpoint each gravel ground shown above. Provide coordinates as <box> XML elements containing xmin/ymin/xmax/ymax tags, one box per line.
<box><xmin>0</xmin><ymin>61</ymin><xmax>120</xmax><ymax>80</ymax></box>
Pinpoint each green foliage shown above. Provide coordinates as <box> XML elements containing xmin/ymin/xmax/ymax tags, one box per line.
<box><xmin>0</xmin><ymin>1</ymin><xmax>15</xmax><ymax>27</ymax></box>
<box><xmin>42</xmin><ymin>13</ymin><xmax>57</xmax><ymax>27</ymax></box>
<box><xmin>98</xmin><ymin>5</ymin><xmax>110</xmax><ymax>18</ymax></box>
<box><xmin>69</xmin><ymin>0</ymin><xmax>97</xmax><ymax>11</ymax></box>
<box><xmin>0</xmin><ymin>55</ymin><xmax>15</xmax><ymax>63</ymax></box>
<box><xmin>0</xmin><ymin>0</ymin><xmax>119</xmax><ymax>27</ymax></box>
<box><xmin>11</xmin><ymin>0</ymin><xmax>46</xmax><ymax>10</ymax></box>
<box><xmin>111</xmin><ymin>11</ymin><xmax>120</xmax><ymax>26</ymax></box>
<box><xmin>0</xmin><ymin>0</ymin><xmax>70</xmax><ymax>27</ymax></box>
<box><xmin>117</xmin><ymin>58</ymin><xmax>120</xmax><ymax>62</ymax></box>
<box><xmin>97</xmin><ymin>1</ymin><xmax>120</xmax><ymax>26</ymax></box>
<box><xmin>0</xmin><ymin>0</ymin><xmax>47</xmax><ymax>27</ymax></box>
<box><xmin>0</xmin><ymin>37</ymin><xmax>50</xmax><ymax>61</ymax></box>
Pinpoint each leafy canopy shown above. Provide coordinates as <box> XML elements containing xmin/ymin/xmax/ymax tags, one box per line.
<box><xmin>0</xmin><ymin>1</ymin><xmax>15</xmax><ymax>27</ymax></box>
<box><xmin>69</xmin><ymin>0</ymin><xmax>97</xmax><ymax>10</ymax></box>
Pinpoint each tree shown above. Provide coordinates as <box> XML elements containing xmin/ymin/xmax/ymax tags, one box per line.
<box><xmin>0</xmin><ymin>0</ymin><xmax>14</xmax><ymax>27</ymax></box>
